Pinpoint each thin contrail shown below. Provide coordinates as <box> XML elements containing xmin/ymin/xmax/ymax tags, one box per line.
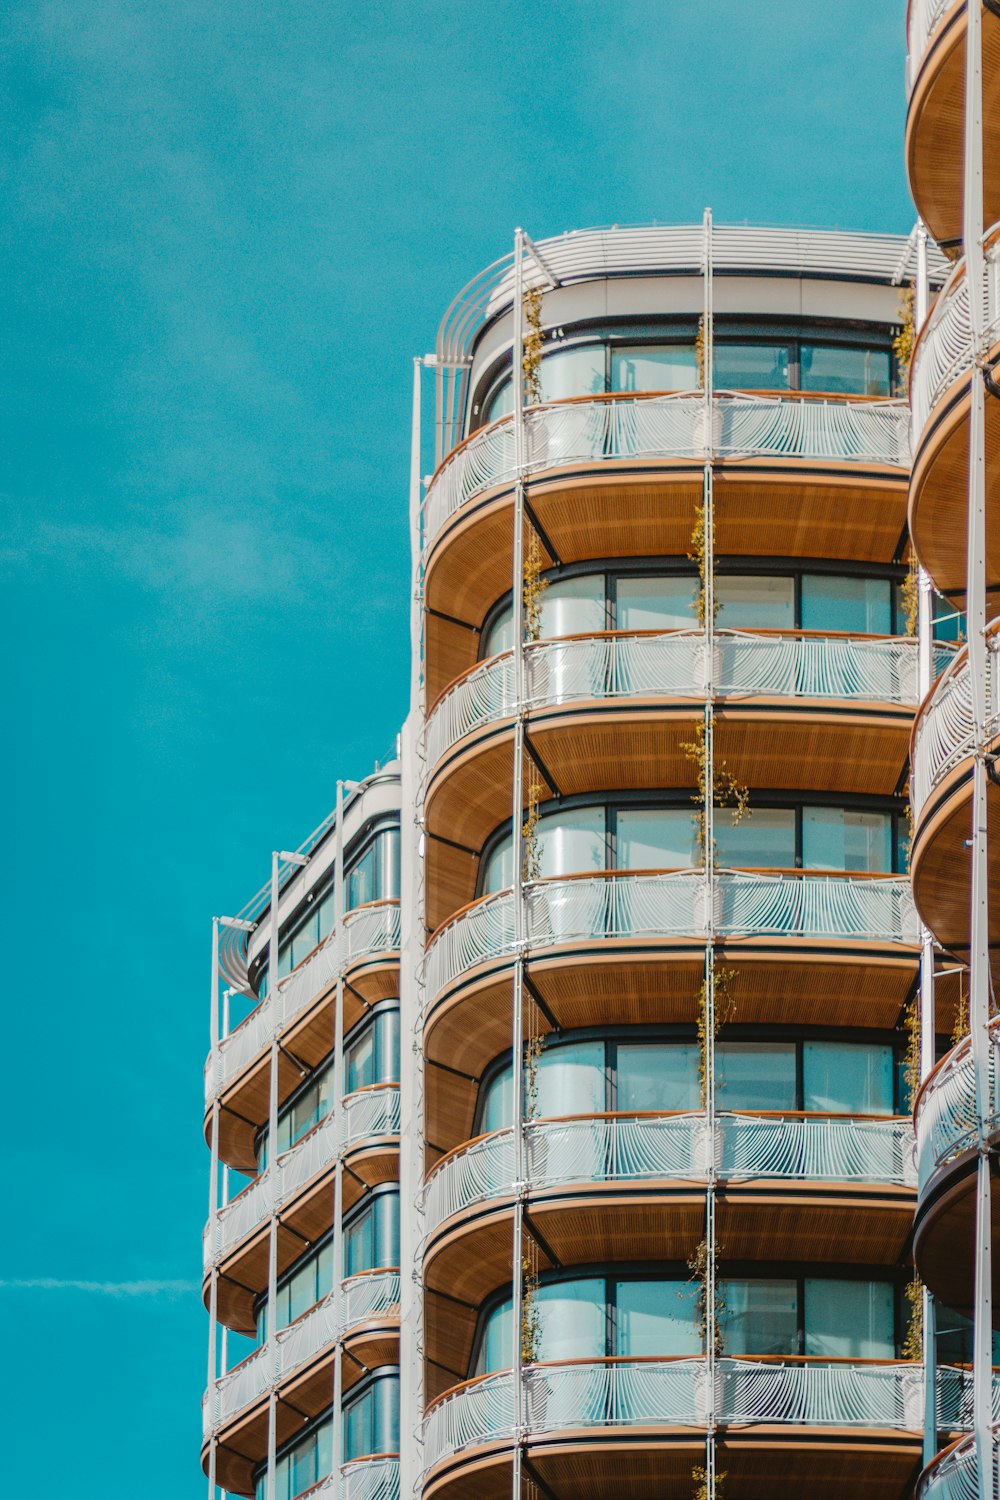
<box><xmin>0</xmin><ymin>1277</ymin><xmax>197</xmax><ymax>1296</ymax></box>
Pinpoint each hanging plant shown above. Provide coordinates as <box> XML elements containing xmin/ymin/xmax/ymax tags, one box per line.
<box><xmin>524</xmin><ymin>1031</ymin><xmax>543</xmax><ymax>1120</ymax></box>
<box><xmin>894</xmin><ymin>284</ymin><xmax>916</xmax><ymax>397</ymax></box>
<box><xmin>521</xmin><ymin>1245</ymin><xmax>540</xmax><ymax>1364</ymax></box>
<box><xmin>902</xmin><ymin>554</ymin><xmax>919</xmax><ymax>639</ymax></box>
<box><xmin>697</xmin><ymin>963</ymin><xmax>738</xmax><ymax>1108</ymax></box>
<box><xmin>695</xmin><ymin>314</ymin><xmax>707</xmax><ymax>391</ymax></box>
<box><xmin>902</xmin><ymin>998</ymin><xmax>921</xmax><ymax>1109</ymax></box>
<box><xmin>693</xmin><ymin>1467</ymin><xmax>725</xmax><ymax>1500</ymax></box>
<box><xmin>522</xmin><ymin>286</ymin><xmax>544</xmax><ymax>406</ymax></box>
<box><xmin>522</xmin><ymin>777</ymin><xmax>545</xmax><ymax>883</ymax></box>
<box><xmin>687</xmin><ymin>1236</ymin><xmax>725</xmax><ymax>1357</ymax></box>
<box><xmin>681</xmin><ymin>721</ymin><xmax>750</xmax><ymax>865</ymax></box>
<box><xmin>951</xmin><ymin>974</ymin><xmax>970</xmax><ymax>1047</ymax></box>
<box><xmin>688</xmin><ymin>501</ymin><xmax>717</xmax><ymax>627</ymax></box>
<box><xmin>901</xmin><ymin>1276</ymin><xmax>923</xmax><ymax>1362</ymax></box>
<box><xmin>523</xmin><ymin>527</ymin><xmax>548</xmax><ymax>643</ymax></box>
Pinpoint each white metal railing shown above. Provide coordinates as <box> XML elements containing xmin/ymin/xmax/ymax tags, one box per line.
<box><xmin>421</xmin><ymin>393</ymin><xmax>910</xmax><ymax>557</ymax></box>
<box><xmin>919</xmin><ymin>1431</ymin><xmax>1000</xmax><ymax>1500</ymax></box>
<box><xmin>911</xmin><ymin>234</ymin><xmax>1000</xmax><ymax>444</ymax></box>
<box><xmin>206</xmin><ymin>900</ymin><xmax>401</xmax><ymax>1102</ymax></box>
<box><xmin>914</xmin><ymin>1026</ymin><xmax>1000</xmax><ymax>1191</ymax></box>
<box><xmin>204</xmin><ymin>1270</ymin><xmax>401</xmax><ymax>1435</ymax></box>
<box><xmin>423</xmin><ymin>1358</ymin><xmax>989</xmax><ymax>1474</ymax></box>
<box><xmin>425</xmin><ymin>631</ymin><xmax>934</xmax><ymax>778</ymax></box>
<box><xmin>906</xmin><ymin>0</ymin><xmax>959</xmax><ymax>94</ymax></box>
<box><xmin>421</xmin><ymin>1113</ymin><xmax>915</xmax><ymax>1242</ymax></box>
<box><xmin>270</xmin><ymin>1458</ymin><xmax>400</xmax><ymax>1500</ymax></box>
<box><xmin>911</xmin><ymin>636</ymin><xmax>1000</xmax><ymax>818</ymax></box>
<box><xmin>424</xmin><ymin>872</ymin><xmax>917</xmax><ymax>1005</ymax></box>
<box><xmin>204</xmin><ymin>1087</ymin><xmax>400</xmax><ymax>1269</ymax></box>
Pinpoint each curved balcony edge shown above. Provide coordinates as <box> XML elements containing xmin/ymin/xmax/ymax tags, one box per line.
<box><xmin>202</xmin><ymin>1270</ymin><xmax>401</xmax><ymax>1438</ymax></box>
<box><xmin>911</xmin><ymin>628</ymin><xmax>1000</xmax><ymax>822</ymax></box>
<box><xmin>918</xmin><ymin>1430</ymin><xmax>1000</xmax><ymax>1500</ymax></box>
<box><xmin>421</xmin><ymin>392</ymin><xmax>911</xmax><ymax>563</ymax></box>
<box><xmin>423</xmin><ymin>871</ymin><xmax>920</xmax><ymax>1017</ymax></box>
<box><xmin>915</xmin><ymin>1021</ymin><xmax>1000</xmax><ymax>1195</ymax></box>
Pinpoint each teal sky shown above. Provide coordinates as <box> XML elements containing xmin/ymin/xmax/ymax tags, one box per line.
<box><xmin>2</xmin><ymin>2</ymin><xmax>915</xmax><ymax>1493</ymax></box>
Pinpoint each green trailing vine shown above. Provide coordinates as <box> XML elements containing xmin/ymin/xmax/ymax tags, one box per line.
<box><xmin>901</xmin><ymin>554</ymin><xmax>919</xmax><ymax>639</ymax></box>
<box><xmin>952</xmin><ymin>973</ymin><xmax>969</xmax><ymax>1047</ymax></box>
<box><xmin>692</xmin><ymin>1467</ymin><xmax>725</xmax><ymax>1500</ymax></box>
<box><xmin>688</xmin><ymin>500</ymin><xmax>717</xmax><ymax>627</ymax></box>
<box><xmin>894</xmin><ymin>284</ymin><xmax>916</xmax><ymax>397</ymax></box>
<box><xmin>901</xmin><ymin>1276</ymin><xmax>923</xmax><ymax>1362</ymax></box>
<box><xmin>522</xmin><ymin>777</ymin><xmax>545</xmax><ymax>883</ymax></box>
<box><xmin>522</xmin><ymin>286</ymin><xmax>544</xmax><ymax>406</ymax></box>
<box><xmin>697</xmin><ymin>964</ymin><xmax>738</xmax><ymax>1108</ymax></box>
<box><xmin>521</xmin><ymin>1245</ymin><xmax>540</xmax><ymax>1364</ymax></box>
<box><xmin>902</xmin><ymin>997</ymin><xmax>921</xmax><ymax>1111</ymax></box>
<box><xmin>523</xmin><ymin>526</ymin><xmax>548</xmax><ymax>643</ymax></box>
<box><xmin>681</xmin><ymin>720</ymin><xmax>751</xmax><ymax>865</ymax></box>
<box><xmin>687</xmin><ymin>1236</ymin><xmax>725</xmax><ymax>1357</ymax></box>
<box><xmin>695</xmin><ymin>314</ymin><xmax>707</xmax><ymax>391</ymax></box>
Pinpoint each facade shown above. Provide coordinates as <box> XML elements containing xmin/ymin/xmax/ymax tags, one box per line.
<box><xmin>201</xmin><ymin>142</ymin><xmax>996</xmax><ymax>1500</ymax></box>
<box><xmin>906</xmin><ymin>2</ymin><xmax>1000</xmax><ymax>1500</ymax></box>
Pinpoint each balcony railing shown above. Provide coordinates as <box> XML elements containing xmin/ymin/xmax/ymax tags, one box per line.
<box><xmin>203</xmin><ymin>1270</ymin><xmax>400</xmax><ymax>1435</ymax></box>
<box><xmin>423</xmin><ymin>1358</ymin><xmax>986</xmax><ymax>1474</ymax></box>
<box><xmin>422</xmin><ymin>1113</ymin><xmax>915</xmax><ymax>1242</ymax></box>
<box><xmin>919</xmin><ymin>1432</ymin><xmax>1000</xmax><ymax>1500</ymax></box>
<box><xmin>206</xmin><ymin>900</ymin><xmax>401</xmax><ymax>1103</ymax></box>
<box><xmin>424</xmin><ymin>871</ymin><xmax>918</xmax><ymax>1006</ymax></box>
<box><xmin>910</xmin><ymin>232</ymin><xmax>1000</xmax><ymax>445</ymax></box>
<box><xmin>421</xmin><ymin>393</ymin><xmax>910</xmax><ymax>558</ymax></box>
<box><xmin>906</xmin><ymin>0</ymin><xmax>959</xmax><ymax>95</ymax></box>
<box><xmin>425</xmin><ymin>630</ymin><xmax>931</xmax><ymax>779</ymax></box>
<box><xmin>914</xmin><ymin>1026</ymin><xmax>1000</xmax><ymax>1192</ymax></box>
<box><xmin>203</xmin><ymin>1087</ymin><xmax>400</xmax><ymax>1270</ymax></box>
<box><xmin>910</xmin><ymin>634</ymin><xmax>1000</xmax><ymax>819</ymax></box>
<box><xmin>258</xmin><ymin>1458</ymin><xmax>400</xmax><ymax>1500</ymax></box>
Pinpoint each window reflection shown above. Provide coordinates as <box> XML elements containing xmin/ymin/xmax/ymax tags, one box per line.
<box><xmin>611</xmin><ymin>345</ymin><xmax>698</xmax><ymax>393</ymax></box>
<box><xmin>715</xmin><ymin>343</ymin><xmax>790</xmax><ymax>391</ymax></box>
<box><xmin>800</xmin><ymin>344</ymin><xmax>890</xmax><ymax>397</ymax></box>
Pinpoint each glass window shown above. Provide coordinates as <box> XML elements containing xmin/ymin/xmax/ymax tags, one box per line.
<box><xmin>536</xmin><ymin>807</ymin><xmax>607</xmax><ymax>880</ymax></box>
<box><xmin>343</xmin><ymin>1377</ymin><xmax>399</xmax><ymax>1461</ymax></box>
<box><xmin>346</xmin><ymin>1028</ymin><xmax>375</xmax><ymax>1093</ymax></box>
<box><xmin>344</xmin><ymin>1204</ymin><xmax>376</xmax><ymax>1277</ymax></box>
<box><xmin>476</xmin><ymin>1294</ymin><xmax>514</xmax><ymax>1375</ymax></box>
<box><xmin>611</xmin><ymin>345</ymin><xmax>698</xmax><ymax>393</ymax></box>
<box><xmin>802</xmin><ymin>807</ymin><xmax>891</xmax><ymax>872</ymax></box>
<box><xmin>539</xmin><ymin>346</ymin><xmax>606</xmax><ymax>402</ymax></box>
<box><xmin>616</xmin><ymin>1278</ymin><xmax>701</xmax><ymax>1356</ymax></box>
<box><xmin>714</xmin><ymin>807</ymin><xmax>796</xmax><ymax>869</ymax></box>
<box><xmin>616</xmin><ymin>808</ymin><xmax>697</xmax><ymax>870</ymax></box>
<box><xmin>716</xmin><ymin>1042</ymin><xmax>797</xmax><ymax>1110</ymax></box>
<box><xmin>804</xmin><ymin>1279</ymin><xmax>894</xmax><ymax>1358</ymax></box>
<box><xmin>800</xmin><ymin>344</ymin><xmax>891</xmax><ymax>398</ymax></box>
<box><xmin>482</xmin><ymin>832</ymin><xmax>515</xmax><ymax>894</ymax></box>
<box><xmin>482</xmin><ymin>603</ymin><xmax>515</xmax><ymax>658</ymax></box>
<box><xmin>716</xmin><ymin>575</ymin><xmax>795</xmax><ymax>630</ymax></box>
<box><xmin>714</xmin><ymin>343</ymin><xmax>790</xmax><ymax>391</ymax></box>
<box><xmin>617</xmin><ymin>1043</ymin><xmax>700</xmax><ymax>1111</ymax></box>
<box><xmin>721</xmin><ymin>1279</ymin><xmax>798</xmax><ymax>1355</ymax></box>
<box><xmin>539</xmin><ymin>575</ymin><xmax>605</xmax><ymax>638</ymax></box>
<box><xmin>616</xmin><ymin>575</ymin><xmax>696</xmax><ymax>631</ymax></box>
<box><xmin>535</xmin><ymin>1040</ymin><xmax>605</xmax><ymax>1119</ymax></box>
<box><xmin>536</xmin><ymin>1279</ymin><xmax>606</xmax><ymax>1361</ymax></box>
<box><xmin>278</xmin><ymin>1062</ymin><xmax>334</xmax><ymax>1152</ymax></box>
<box><xmin>347</xmin><ymin>845</ymin><xmax>376</xmax><ymax>910</ymax></box>
<box><xmin>485</xmin><ymin>379</ymin><xmax>514</xmax><ymax>423</ymax></box>
<box><xmin>479</xmin><ymin>1064</ymin><xmax>513</xmax><ymax>1134</ymax></box>
<box><xmin>801</xmin><ymin>575</ymin><xmax>892</xmax><ymax>635</ymax></box>
<box><xmin>802</xmin><ymin>1041</ymin><xmax>894</xmax><ymax>1115</ymax></box>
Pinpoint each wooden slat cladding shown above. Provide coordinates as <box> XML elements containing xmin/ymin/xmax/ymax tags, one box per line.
<box><xmin>915</xmin><ymin>1149</ymin><xmax>1000</xmax><ymax>1314</ymax></box>
<box><xmin>906</xmin><ymin>2</ymin><xmax>1000</xmax><ymax>248</ymax></box>
<box><xmin>911</xmin><ymin>759</ymin><xmax>1000</xmax><ymax>953</ymax></box>
<box><xmin>909</xmin><ymin>376</ymin><xmax>1000</xmax><ymax>605</ymax></box>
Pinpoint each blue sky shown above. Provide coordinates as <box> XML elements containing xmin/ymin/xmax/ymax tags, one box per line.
<box><xmin>2</xmin><ymin>2</ymin><xmax>914</xmax><ymax>1493</ymax></box>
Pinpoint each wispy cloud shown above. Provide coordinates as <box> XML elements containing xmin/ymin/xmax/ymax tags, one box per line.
<box><xmin>0</xmin><ymin>1278</ymin><xmax>197</xmax><ymax>1297</ymax></box>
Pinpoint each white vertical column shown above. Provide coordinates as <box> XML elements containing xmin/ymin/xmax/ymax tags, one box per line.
<box><xmin>332</xmin><ymin>784</ymin><xmax>346</xmax><ymax>1491</ymax></box>
<box><xmin>700</xmin><ymin>205</ymin><xmax>718</xmax><ymax>1500</ymax></box>
<box><xmin>510</xmin><ymin>226</ymin><xmax>527</xmax><ymax>1500</ymax></box>
<box><xmin>207</xmin><ymin>917</ymin><xmax>221</xmax><ymax>1500</ymax></box>
<box><xmin>265</xmin><ymin>856</ymin><xmax>282</xmax><ymax>1500</ymax></box>
<box><xmin>400</xmin><ymin>354</ymin><xmax>427</xmax><ymax>1500</ymax></box>
<box><xmin>963</xmin><ymin>3</ymin><xmax>993</xmax><ymax>1495</ymax></box>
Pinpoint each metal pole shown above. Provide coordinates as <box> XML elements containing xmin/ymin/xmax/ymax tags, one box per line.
<box><xmin>701</xmin><ymin>205</ymin><xmax>718</xmax><ymax>1500</ymax></box>
<box><xmin>400</xmin><ymin>354</ymin><xmax>427</xmax><ymax>1500</ymax></box>
<box><xmin>333</xmin><ymin>783</ymin><xmax>346</xmax><ymax>1491</ymax></box>
<box><xmin>510</xmin><ymin>225</ymin><xmax>527</xmax><ymax>1500</ymax></box>
<box><xmin>265</xmin><ymin>854</ymin><xmax>281</xmax><ymax>1500</ymax></box>
<box><xmin>916</xmin><ymin>222</ymin><xmax>930</xmax><ymax>330</ymax></box>
<box><xmin>207</xmin><ymin>917</ymin><xmax>221</xmax><ymax>1500</ymax></box>
<box><xmin>963</xmin><ymin>4</ymin><xmax>992</xmax><ymax>1493</ymax></box>
<box><xmin>917</xmin><ymin>564</ymin><xmax>940</xmax><ymax>1463</ymax></box>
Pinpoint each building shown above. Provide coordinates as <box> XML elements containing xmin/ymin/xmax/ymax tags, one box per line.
<box><xmin>201</xmin><ymin>201</ymin><xmax>1000</xmax><ymax>1499</ymax></box>
<box><xmin>906</xmin><ymin>2</ymin><xmax>1000</xmax><ymax>1499</ymax></box>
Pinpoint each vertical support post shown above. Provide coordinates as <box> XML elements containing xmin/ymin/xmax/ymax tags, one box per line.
<box><xmin>400</xmin><ymin>355</ymin><xmax>427</xmax><ymax>1500</ymax></box>
<box><xmin>964</xmin><ymin>3</ymin><xmax>993</xmax><ymax>1493</ymax></box>
<box><xmin>918</xmin><ymin>568</ymin><xmax>939</xmax><ymax>1464</ymax></box>
<box><xmin>701</xmin><ymin>205</ymin><xmax>718</xmax><ymax>1500</ymax></box>
<box><xmin>510</xmin><ymin>226</ymin><xmax>528</xmax><ymax>1500</ymax></box>
<box><xmin>265</xmin><ymin>856</ymin><xmax>282</xmax><ymax>1500</ymax></box>
<box><xmin>332</xmin><ymin>782</ymin><xmax>346</xmax><ymax>1490</ymax></box>
<box><xmin>916</xmin><ymin>222</ymin><xmax>930</xmax><ymax>330</ymax></box>
<box><xmin>207</xmin><ymin>917</ymin><xmax>221</xmax><ymax>1500</ymax></box>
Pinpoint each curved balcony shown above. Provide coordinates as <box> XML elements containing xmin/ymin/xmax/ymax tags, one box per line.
<box><xmin>910</xmin><ymin>632</ymin><xmax>1000</xmax><ymax>955</ymax></box>
<box><xmin>913</xmin><ymin>1023</ymin><xmax>1000</xmax><ymax>1310</ymax></box>
<box><xmin>203</xmin><ymin>1086</ymin><xmax>400</xmax><ymax>1331</ymax></box>
<box><xmin>425</xmin><ymin>632</ymin><xmax>927</xmax><ymax>846</ymax></box>
<box><xmin>918</xmin><ymin>1432</ymin><xmax>1000</xmax><ymax>1500</ymax></box>
<box><xmin>421</xmin><ymin>1357</ymin><xmax>974</xmax><ymax>1500</ymax></box>
<box><xmin>906</xmin><ymin>0</ymin><xmax>1000</xmax><ymax>250</ymax></box>
<box><xmin>205</xmin><ymin>900</ymin><xmax>400</xmax><ymax>1172</ymax></box>
<box><xmin>421</xmin><ymin>1114</ymin><xmax>915</xmax><ymax>1318</ymax></box>
<box><xmin>909</xmin><ymin>230</ymin><xmax>1000</xmax><ymax>604</ymax></box>
<box><xmin>203</xmin><ymin>1270</ymin><xmax>400</xmax><ymax>1438</ymax></box>
<box><xmin>422</xmin><ymin>393</ymin><xmax>911</xmax><ymax>696</ymax></box>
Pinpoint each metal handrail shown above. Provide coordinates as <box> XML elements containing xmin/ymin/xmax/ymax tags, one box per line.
<box><xmin>910</xmin><ymin>626</ymin><xmax>1000</xmax><ymax>819</ymax></box>
<box><xmin>910</xmin><ymin>228</ymin><xmax>1000</xmax><ymax>446</ymax></box>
